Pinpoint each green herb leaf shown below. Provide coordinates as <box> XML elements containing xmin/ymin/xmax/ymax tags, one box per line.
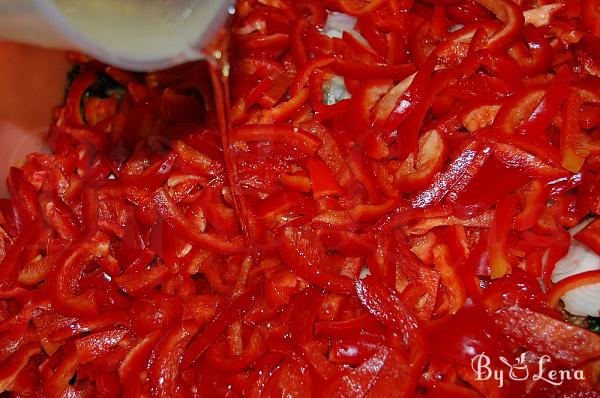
<box><xmin>587</xmin><ymin>316</ymin><xmax>600</xmax><ymax>333</ymax></box>
<box><xmin>85</xmin><ymin>72</ymin><xmax>125</xmax><ymax>100</ymax></box>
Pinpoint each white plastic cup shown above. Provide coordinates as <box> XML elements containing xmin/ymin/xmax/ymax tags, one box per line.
<box><xmin>0</xmin><ymin>0</ymin><xmax>235</xmax><ymax>71</ymax></box>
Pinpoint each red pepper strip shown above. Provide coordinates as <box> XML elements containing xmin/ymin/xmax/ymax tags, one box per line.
<box><xmin>514</xmin><ymin>180</ymin><xmax>549</xmax><ymax>231</ymax></box>
<box><xmin>257</xmin><ymin>71</ymin><xmax>294</xmax><ymax>109</ymax></box>
<box><xmin>255</xmin><ymin>190</ymin><xmax>301</xmax><ymax>221</ymax></box>
<box><xmin>172</xmin><ymin>140</ymin><xmax>223</xmax><ymax>178</ymax></box>
<box><xmin>350</xmin><ymin>198</ymin><xmax>399</xmax><ymax>223</ymax></box>
<box><xmin>75</xmin><ymin>328</ymin><xmax>128</xmax><ymax>365</ymax></box>
<box><xmin>279</xmin><ymin>173</ymin><xmax>312</xmax><ymax>192</ymax></box>
<box><xmin>451</xmin><ymin>155</ymin><xmax>528</xmax><ymax>218</ymax></box>
<box><xmin>561</xmin><ymin>88</ymin><xmax>587</xmax><ymax>173</ymax></box>
<box><xmin>152</xmin><ymin>188</ymin><xmax>243</xmax><ymax>254</ymax></box>
<box><xmin>95</xmin><ymin>373</ymin><xmax>122</xmax><ymax>398</ymax></box>
<box><xmin>118</xmin><ymin>331</ymin><xmax>161</xmax><ymax>398</ymax></box>
<box><xmin>493</xmin><ymin>86</ymin><xmax>546</xmax><ymax>135</ymax></box>
<box><xmin>306</xmin><ymin>159</ymin><xmax>341</xmax><ymax>200</ymax></box>
<box><xmin>547</xmin><ymin>270</ymin><xmax>600</xmax><ymax>310</ymax></box>
<box><xmin>492</xmin><ymin>140</ymin><xmax>568</xmax><ymax>177</ymax></box>
<box><xmin>290</xmin><ymin>18</ymin><xmax>309</xmax><ymax>66</ymax></box>
<box><xmin>508</xmin><ymin>25</ymin><xmax>554</xmax><ymax>76</ymax></box>
<box><xmin>245</xmin><ymin>78</ymin><xmax>273</xmax><ymax>109</ymax></box>
<box><xmin>18</xmin><ymin>251</ymin><xmax>62</xmax><ymax>285</ymax></box>
<box><xmin>488</xmin><ymin>195</ymin><xmax>517</xmax><ymax>279</ymax></box>
<box><xmin>82</xmin><ymin>188</ymin><xmax>99</xmax><ymax>236</ymax></box>
<box><xmin>237</xmin><ymin>32</ymin><xmax>290</xmax><ymax>52</ymax></box>
<box><xmin>319</xmin><ymin>230</ymin><xmax>377</xmax><ymax>257</ymax></box>
<box><xmin>582</xmin><ymin>0</ymin><xmax>600</xmax><ymax>35</ymax></box>
<box><xmin>182</xmin><ymin>282</ymin><xmax>261</xmax><ymax>367</ymax></box>
<box><xmin>574</xmin><ymin>218</ymin><xmax>600</xmax><ymax>255</ymax></box>
<box><xmin>315</xmin><ymin>313</ymin><xmax>381</xmax><ymax>338</ymax></box>
<box><xmin>494</xmin><ymin>306</ymin><xmax>600</xmax><ymax>368</ymax></box>
<box><xmin>232</xmin><ymin>124</ymin><xmax>322</xmax><ymax>156</ymax></box>
<box><xmin>382</xmin><ymin>55</ymin><xmax>436</xmax><ymax>132</ymax></box>
<box><xmin>290</xmin><ymin>56</ymin><xmax>336</xmax><ymax>96</ymax></box>
<box><xmin>543</xmin><ymin>231</ymin><xmax>571</xmax><ymax>288</ymax></box>
<box><xmin>147</xmin><ymin>320</ymin><xmax>198</xmax><ymax>398</ymax></box>
<box><xmin>0</xmin><ymin>343</ymin><xmax>40</xmax><ymax>393</ymax></box>
<box><xmin>372</xmin><ymin>72</ymin><xmax>416</xmax><ymax>128</ymax></box>
<box><xmin>47</xmin><ymin>232</ymin><xmax>110</xmax><ymax>317</ymax></box>
<box><xmin>393</xmin><ymin>129</ymin><xmax>448</xmax><ymax>192</ymax></box>
<box><xmin>330</xmin><ymin>335</ymin><xmax>383</xmax><ymax>366</ymax></box>
<box><xmin>413</xmin><ymin>141</ymin><xmax>490</xmax><ymax>208</ymax></box>
<box><xmin>199</xmin><ymin>188</ymin><xmax>237</xmax><ymax>236</ymax></box>
<box><xmin>339</xmin><ymin>0</ymin><xmax>388</xmax><ymax>16</ymax></box>
<box><xmin>120</xmin><ymin>154</ymin><xmax>176</xmax><ymax>190</ymax></box>
<box><xmin>323</xmin><ymin>345</ymin><xmax>390</xmax><ymax>397</ymax></box>
<box><xmin>355</xmin><ymin>276</ymin><xmax>427</xmax><ymax>395</ymax></box>
<box><xmin>279</xmin><ymin>226</ymin><xmax>355</xmax><ymax>294</ymax></box>
<box><xmin>253</xmin><ymin>88</ymin><xmax>310</xmax><ymax>124</ymax></box>
<box><xmin>332</xmin><ymin>60</ymin><xmax>416</xmax><ymax>80</ymax></box>
<box><xmin>8</xmin><ymin>167</ymin><xmax>41</xmax><ymax>231</ymax></box>
<box><xmin>46</xmin><ymin>350</ymin><xmax>79</xmax><ymax>398</ymax></box>
<box><xmin>432</xmin><ymin>244</ymin><xmax>466</xmax><ymax>315</ymax></box>
<box><xmin>343</xmin><ymin>31</ymin><xmax>386</xmax><ymax>62</ymax></box>
<box><xmin>0</xmin><ymin>219</ymin><xmax>41</xmax><ymax>284</ymax></box>
<box><xmin>473</xmin><ymin>0</ymin><xmax>524</xmax><ymax>48</ymax></box>
<box><xmin>347</xmin><ymin>79</ymin><xmax>394</xmax><ymax>136</ymax></box>
<box><xmin>347</xmin><ymin>147</ymin><xmax>382</xmax><ymax>203</ymax></box>
<box><xmin>115</xmin><ymin>263</ymin><xmax>170</xmax><ymax>296</ymax></box>
<box><xmin>205</xmin><ymin>331</ymin><xmax>265</xmax><ymax>372</ymax></box>
<box><xmin>39</xmin><ymin>194</ymin><xmax>81</xmax><ymax>241</ymax></box>
<box><xmin>62</xmin><ymin>68</ymin><xmax>96</xmax><ymax>126</ymax></box>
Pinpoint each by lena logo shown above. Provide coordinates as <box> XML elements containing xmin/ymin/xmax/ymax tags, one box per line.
<box><xmin>471</xmin><ymin>352</ymin><xmax>585</xmax><ymax>388</ymax></box>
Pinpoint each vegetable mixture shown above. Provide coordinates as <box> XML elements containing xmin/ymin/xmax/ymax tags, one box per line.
<box><xmin>1</xmin><ymin>0</ymin><xmax>600</xmax><ymax>396</ymax></box>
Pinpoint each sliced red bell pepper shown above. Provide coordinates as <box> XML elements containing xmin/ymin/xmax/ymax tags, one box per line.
<box><xmin>307</xmin><ymin>158</ymin><xmax>343</xmax><ymax>199</ymax></box>
<box><xmin>290</xmin><ymin>56</ymin><xmax>336</xmax><ymax>96</ymax></box>
<box><xmin>322</xmin><ymin>344</ymin><xmax>390</xmax><ymax>397</ymax></box>
<box><xmin>494</xmin><ymin>306</ymin><xmax>600</xmax><ymax>368</ymax></box>
<box><xmin>251</xmin><ymin>88</ymin><xmax>310</xmax><ymax>124</ymax></box>
<box><xmin>492</xmin><ymin>86</ymin><xmax>547</xmax><ymax>134</ymax></box>
<box><xmin>232</xmin><ymin>124</ymin><xmax>322</xmax><ymax>156</ymax></box>
<box><xmin>279</xmin><ymin>226</ymin><xmax>355</xmax><ymax>294</ymax></box>
<box><xmin>332</xmin><ymin>60</ymin><xmax>416</xmax><ymax>80</ymax></box>
<box><xmin>451</xmin><ymin>154</ymin><xmax>529</xmax><ymax>218</ymax></box>
<box><xmin>152</xmin><ymin>188</ymin><xmax>243</xmax><ymax>254</ymax></box>
<box><xmin>182</xmin><ymin>282</ymin><xmax>261</xmax><ymax>367</ymax></box>
<box><xmin>47</xmin><ymin>232</ymin><xmax>110</xmax><ymax>317</ymax></box>
<box><xmin>355</xmin><ymin>276</ymin><xmax>427</xmax><ymax>395</ymax></box>
<box><xmin>547</xmin><ymin>269</ymin><xmax>600</xmax><ymax>310</ymax></box>
<box><xmin>514</xmin><ymin>180</ymin><xmax>549</xmax><ymax>231</ymax></box>
<box><xmin>391</xmin><ymin>129</ymin><xmax>448</xmax><ymax>193</ymax></box>
<box><xmin>45</xmin><ymin>350</ymin><xmax>80</xmax><ymax>398</ymax></box>
<box><xmin>473</xmin><ymin>0</ymin><xmax>524</xmax><ymax>48</ymax></box>
<box><xmin>413</xmin><ymin>141</ymin><xmax>492</xmax><ymax>208</ymax></box>
<box><xmin>75</xmin><ymin>328</ymin><xmax>129</xmax><ymax>365</ymax></box>
<box><xmin>114</xmin><ymin>263</ymin><xmax>170</xmax><ymax>296</ymax></box>
<box><xmin>582</xmin><ymin>0</ymin><xmax>600</xmax><ymax>35</ymax></box>
<box><xmin>508</xmin><ymin>25</ymin><xmax>554</xmax><ymax>76</ymax></box>
<box><xmin>0</xmin><ymin>343</ymin><xmax>40</xmax><ymax>393</ymax></box>
<box><xmin>172</xmin><ymin>140</ymin><xmax>223</xmax><ymax>178</ymax></box>
<box><xmin>561</xmin><ymin>88</ymin><xmax>588</xmax><ymax>172</ymax></box>
<box><xmin>147</xmin><ymin>320</ymin><xmax>199</xmax><ymax>398</ymax></box>
<box><xmin>574</xmin><ymin>217</ymin><xmax>600</xmax><ymax>255</ymax></box>
<box><xmin>118</xmin><ymin>331</ymin><xmax>161</xmax><ymax>398</ymax></box>
<box><xmin>432</xmin><ymin>244</ymin><xmax>466</xmax><ymax>314</ymax></box>
<box><xmin>339</xmin><ymin>0</ymin><xmax>388</xmax><ymax>16</ymax></box>
<box><xmin>488</xmin><ymin>194</ymin><xmax>518</xmax><ymax>279</ymax></box>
